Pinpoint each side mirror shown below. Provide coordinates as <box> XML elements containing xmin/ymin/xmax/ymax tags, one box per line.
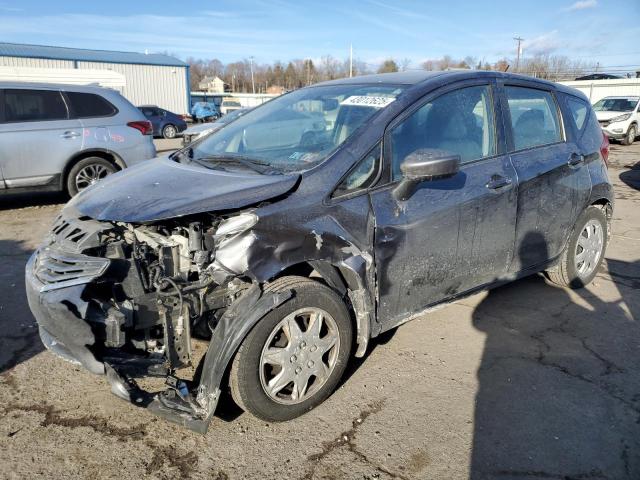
<box><xmin>393</xmin><ymin>149</ymin><xmax>460</xmax><ymax>201</ymax></box>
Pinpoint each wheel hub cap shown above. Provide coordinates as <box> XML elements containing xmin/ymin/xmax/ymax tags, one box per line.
<box><xmin>259</xmin><ymin>307</ymin><xmax>340</xmax><ymax>404</ymax></box>
<box><xmin>575</xmin><ymin>219</ymin><xmax>604</xmax><ymax>278</ymax></box>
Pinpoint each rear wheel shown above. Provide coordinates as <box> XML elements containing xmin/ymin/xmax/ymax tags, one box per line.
<box><xmin>622</xmin><ymin>124</ymin><xmax>636</xmax><ymax>146</ymax></box>
<box><xmin>229</xmin><ymin>276</ymin><xmax>352</xmax><ymax>421</ymax></box>
<box><xmin>66</xmin><ymin>157</ymin><xmax>116</xmax><ymax>196</ymax></box>
<box><xmin>547</xmin><ymin>206</ymin><xmax>608</xmax><ymax>288</ymax></box>
<box><xmin>162</xmin><ymin>124</ymin><xmax>177</xmax><ymax>139</ymax></box>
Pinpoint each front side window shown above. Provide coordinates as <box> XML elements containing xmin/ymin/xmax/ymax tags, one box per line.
<box><xmin>66</xmin><ymin>92</ymin><xmax>117</xmax><ymax>118</ymax></box>
<box><xmin>191</xmin><ymin>84</ymin><xmax>405</xmax><ymax>173</ymax></box>
<box><xmin>506</xmin><ymin>86</ymin><xmax>562</xmax><ymax>151</ymax></box>
<box><xmin>3</xmin><ymin>89</ymin><xmax>68</xmax><ymax>122</ymax></box>
<box><xmin>390</xmin><ymin>85</ymin><xmax>496</xmax><ymax>180</ymax></box>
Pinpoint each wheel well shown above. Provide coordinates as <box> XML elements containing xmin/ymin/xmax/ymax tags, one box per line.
<box><xmin>269</xmin><ymin>260</ymin><xmax>366</xmax><ymax>349</ymax></box>
<box><xmin>62</xmin><ymin>150</ymin><xmax>122</xmax><ymax>187</ymax></box>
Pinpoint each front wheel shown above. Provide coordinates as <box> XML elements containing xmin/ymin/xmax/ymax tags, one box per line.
<box><xmin>547</xmin><ymin>205</ymin><xmax>608</xmax><ymax>288</ymax></box>
<box><xmin>622</xmin><ymin>124</ymin><xmax>636</xmax><ymax>146</ymax></box>
<box><xmin>229</xmin><ymin>276</ymin><xmax>352</xmax><ymax>422</ymax></box>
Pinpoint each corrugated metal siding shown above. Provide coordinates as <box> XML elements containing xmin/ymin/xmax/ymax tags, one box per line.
<box><xmin>77</xmin><ymin>61</ymin><xmax>187</xmax><ymax>114</ymax></box>
<box><xmin>0</xmin><ymin>55</ymin><xmax>74</xmax><ymax>69</ymax></box>
<box><xmin>0</xmin><ymin>42</ymin><xmax>186</xmax><ymax>67</ymax></box>
<box><xmin>560</xmin><ymin>79</ymin><xmax>640</xmax><ymax>104</ymax></box>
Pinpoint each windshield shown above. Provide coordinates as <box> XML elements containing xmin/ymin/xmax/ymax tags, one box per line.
<box><xmin>191</xmin><ymin>84</ymin><xmax>405</xmax><ymax>173</ymax></box>
<box><xmin>593</xmin><ymin>97</ymin><xmax>639</xmax><ymax>112</ymax></box>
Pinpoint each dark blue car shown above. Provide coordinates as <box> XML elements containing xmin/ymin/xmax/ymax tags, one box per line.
<box><xmin>138</xmin><ymin>105</ymin><xmax>187</xmax><ymax>139</ymax></box>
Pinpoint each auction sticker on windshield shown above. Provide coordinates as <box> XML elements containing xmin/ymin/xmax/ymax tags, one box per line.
<box><xmin>341</xmin><ymin>96</ymin><xmax>396</xmax><ymax>108</ymax></box>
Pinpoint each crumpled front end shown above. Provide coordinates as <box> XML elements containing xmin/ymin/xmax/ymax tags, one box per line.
<box><xmin>25</xmin><ymin>208</ymin><xmax>289</xmax><ymax>432</ymax></box>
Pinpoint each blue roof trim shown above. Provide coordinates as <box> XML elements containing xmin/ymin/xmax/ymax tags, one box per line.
<box><xmin>0</xmin><ymin>42</ymin><xmax>187</xmax><ymax>67</ymax></box>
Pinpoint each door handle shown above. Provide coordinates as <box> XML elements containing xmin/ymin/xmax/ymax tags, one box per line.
<box><xmin>568</xmin><ymin>153</ymin><xmax>584</xmax><ymax>167</ymax></box>
<box><xmin>60</xmin><ymin>131</ymin><xmax>81</xmax><ymax>139</ymax></box>
<box><xmin>486</xmin><ymin>175</ymin><xmax>513</xmax><ymax>191</ymax></box>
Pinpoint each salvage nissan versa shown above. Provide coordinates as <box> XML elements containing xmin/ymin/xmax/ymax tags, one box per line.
<box><xmin>26</xmin><ymin>71</ymin><xmax>613</xmax><ymax>433</ymax></box>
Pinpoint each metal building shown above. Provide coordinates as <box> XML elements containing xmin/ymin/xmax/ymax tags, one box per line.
<box><xmin>0</xmin><ymin>42</ymin><xmax>190</xmax><ymax>114</ymax></box>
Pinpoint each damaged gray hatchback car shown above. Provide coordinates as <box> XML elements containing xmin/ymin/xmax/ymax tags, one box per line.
<box><xmin>26</xmin><ymin>71</ymin><xmax>613</xmax><ymax>432</ymax></box>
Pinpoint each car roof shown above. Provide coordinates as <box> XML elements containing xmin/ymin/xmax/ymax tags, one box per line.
<box><xmin>0</xmin><ymin>81</ymin><xmax>113</xmax><ymax>93</ymax></box>
<box><xmin>312</xmin><ymin>70</ymin><xmax>589</xmax><ymax>102</ymax></box>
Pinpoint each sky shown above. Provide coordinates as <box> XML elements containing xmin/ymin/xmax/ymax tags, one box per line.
<box><xmin>0</xmin><ymin>0</ymin><xmax>638</xmax><ymax>73</ymax></box>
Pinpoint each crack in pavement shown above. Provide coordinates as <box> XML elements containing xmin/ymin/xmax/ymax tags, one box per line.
<box><xmin>2</xmin><ymin>403</ymin><xmax>201</xmax><ymax>479</ymax></box>
<box><xmin>301</xmin><ymin>399</ymin><xmax>409</xmax><ymax>480</ymax></box>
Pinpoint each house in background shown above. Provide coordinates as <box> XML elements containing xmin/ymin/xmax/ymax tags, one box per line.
<box><xmin>198</xmin><ymin>76</ymin><xmax>227</xmax><ymax>93</ymax></box>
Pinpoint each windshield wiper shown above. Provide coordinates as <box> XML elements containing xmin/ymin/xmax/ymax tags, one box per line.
<box><xmin>192</xmin><ymin>154</ymin><xmax>278</xmax><ymax>174</ymax></box>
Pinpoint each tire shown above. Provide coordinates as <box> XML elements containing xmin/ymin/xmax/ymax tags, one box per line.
<box><xmin>229</xmin><ymin>276</ymin><xmax>353</xmax><ymax>422</ymax></box>
<box><xmin>66</xmin><ymin>157</ymin><xmax>117</xmax><ymax>197</ymax></box>
<box><xmin>621</xmin><ymin>124</ymin><xmax>636</xmax><ymax>146</ymax></box>
<box><xmin>547</xmin><ymin>205</ymin><xmax>608</xmax><ymax>289</ymax></box>
<box><xmin>162</xmin><ymin>124</ymin><xmax>177</xmax><ymax>139</ymax></box>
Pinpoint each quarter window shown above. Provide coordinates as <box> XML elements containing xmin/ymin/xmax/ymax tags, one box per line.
<box><xmin>3</xmin><ymin>89</ymin><xmax>68</xmax><ymax>122</ymax></box>
<box><xmin>505</xmin><ymin>86</ymin><xmax>562</xmax><ymax>151</ymax></box>
<box><xmin>66</xmin><ymin>92</ymin><xmax>117</xmax><ymax>118</ymax></box>
<box><xmin>390</xmin><ymin>85</ymin><xmax>496</xmax><ymax>180</ymax></box>
<box><xmin>333</xmin><ymin>143</ymin><xmax>381</xmax><ymax>197</ymax></box>
<box><xmin>566</xmin><ymin>97</ymin><xmax>588</xmax><ymax>132</ymax></box>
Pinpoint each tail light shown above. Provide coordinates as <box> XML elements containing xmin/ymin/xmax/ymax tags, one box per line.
<box><xmin>127</xmin><ymin>120</ymin><xmax>153</xmax><ymax>135</ymax></box>
<box><xmin>600</xmin><ymin>131</ymin><xmax>609</xmax><ymax>167</ymax></box>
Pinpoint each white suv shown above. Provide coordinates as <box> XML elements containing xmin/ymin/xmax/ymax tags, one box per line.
<box><xmin>593</xmin><ymin>96</ymin><xmax>640</xmax><ymax>145</ymax></box>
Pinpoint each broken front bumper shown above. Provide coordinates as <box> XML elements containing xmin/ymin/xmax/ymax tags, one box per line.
<box><xmin>25</xmin><ymin>251</ymin><xmax>105</xmax><ymax>375</ymax></box>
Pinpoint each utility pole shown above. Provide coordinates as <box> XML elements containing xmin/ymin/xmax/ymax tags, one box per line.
<box><xmin>513</xmin><ymin>36</ymin><xmax>524</xmax><ymax>72</ymax></box>
<box><xmin>349</xmin><ymin>44</ymin><xmax>353</xmax><ymax>78</ymax></box>
<box><xmin>249</xmin><ymin>56</ymin><xmax>255</xmax><ymax>94</ymax></box>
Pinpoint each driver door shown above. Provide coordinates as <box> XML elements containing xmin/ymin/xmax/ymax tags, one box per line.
<box><xmin>370</xmin><ymin>81</ymin><xmax>518</xmax><ymax>327</ymax></box>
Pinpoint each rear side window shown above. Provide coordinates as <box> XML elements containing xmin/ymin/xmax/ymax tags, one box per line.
<box><xmin>3</xmin><ymin>89</ymin><xmax>68</xmax><ymax>122</ymax></box>
<box><xmin>505</xmin><ymin>86</ymin><xmax>562</xmax><ymax>151</ymax></box>
<box><xmin>66</xmin><ymin>92</ymin><xmax>117</xmax><ymax>118</ymax></box>
<box><xmin>566</xmin><ymin>97</ymin><xmax>588</xmax><ymax>132</ymax></box>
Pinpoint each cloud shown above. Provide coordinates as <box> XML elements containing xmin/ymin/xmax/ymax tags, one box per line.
<box><xmin>0</xmin><ymin>4</ymin><xmax>22</xmax><ymax>12</ymax></box>
<box><xmin>564</xmin><ymin>0</ymin><xmax>597</xmax><ymax>11</ymax></box>
<box><xmin>523</xmin><ymin>31</ymin><xmax>561</xmax><ymax>56</ymax></box>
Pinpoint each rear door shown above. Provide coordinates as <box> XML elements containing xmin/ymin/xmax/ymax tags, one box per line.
<box><xmin>500</xmin><ymin>81</ymin><xmax>592</xmax><ymax>271</ymax></box>
<box><xmin>370</xmin><ymin>80</ymin><xmax>518</xmax><ymax>326</ymax></box>
<box><xmin>0</xmin><ymin>88</ymin><xmax>82</xmax><ymax>189</ymax></box>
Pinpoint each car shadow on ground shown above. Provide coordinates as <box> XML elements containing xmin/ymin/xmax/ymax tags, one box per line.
<box><xmin>0</xmin><ymin>191</ymin><xmax>67</xmax><ymax>211</ymax></box>
<box><xmin>470</xmin><ymin>233</ymin><xmax>640</xmax><ymax>479</ymax></box>
<box><xmin>619</xmin><ymin>162</ymin><xmax>640</xmax><ymax>191</ymax></box>
<box><xmin>0</xmin><ymin>240</ymin><xmax>43</xmax><ymax>376</ymax></box>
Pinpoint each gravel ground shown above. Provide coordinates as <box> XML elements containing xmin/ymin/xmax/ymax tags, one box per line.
<box><xmin>0</xmin><ymin>140</ymin><xmax>638</xmax><ymax>480</ymax></box>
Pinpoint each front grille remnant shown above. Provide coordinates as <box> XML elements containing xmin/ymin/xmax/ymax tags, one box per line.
<box><xmin>34</xmin><ymin>248</ymin><xmax>110</xmax><ymax>292</ymax></box>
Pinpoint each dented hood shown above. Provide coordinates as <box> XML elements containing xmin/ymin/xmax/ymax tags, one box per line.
<box><xmin>68</xmin><ymin>157</ymin><xmax>300</xmax><ymax>222</ymax></box>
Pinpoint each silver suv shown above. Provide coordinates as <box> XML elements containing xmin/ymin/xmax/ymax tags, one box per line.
<box><xmin>0</xmin><ymin>82</ymin><xmax>156</xmax><ymax>196</ymax></box>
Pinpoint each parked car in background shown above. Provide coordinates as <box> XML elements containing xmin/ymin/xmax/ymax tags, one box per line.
<box><xmin>191</xmin><ymin>102</ymin><xmax>219</xmax><ymax>123</ymax></box>
<box><xmin>0</xmin><ymin>82</ymin><xmax>156</xmax><ymax>196</ymax></box>
<box><xmin>593</xmin><ymin>96</ymin><xmax>640</xmax><ymax>145</ymax></box>
<box><xmin>220</xmin><ymin>99</ymin><xmax>242</xmax><ymax>115</ymax></box>
<box><xmin>26</xmin><ymin>71</ymin><xmax>612</xmax><ymax>433</ymax></box>
<box><xmin>182</xmin><ymin>107</ymin><xmax>252</xmax><ymax>145</ymax></box>
<box><xmin>138</xmin><ymin>105</ymin><xmax>187</xmax><ymax>139</ymax></box>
